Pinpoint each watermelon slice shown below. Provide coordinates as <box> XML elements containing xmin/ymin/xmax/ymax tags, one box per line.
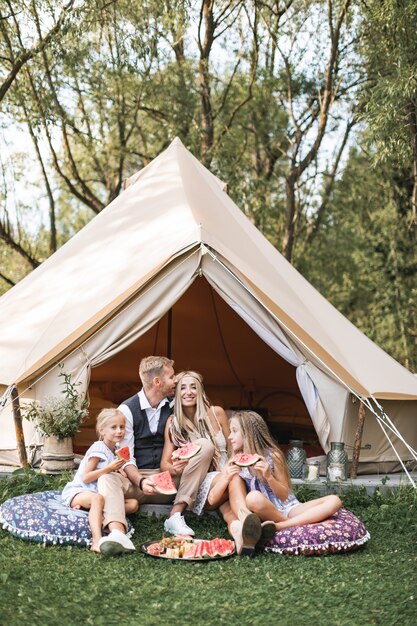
<box><xmin>171</xmin><ymin>442</ymin><xmax>201</xmax><ymax>460</ymax></box>
<box><xmin>147</xmin><ymin>542</ymin><xmax>164</xmax><ymax>556</ymax></box>
<box><xmin>161</xmin><ymin>537</ymin><xmax>235</xmax><ymax>559</ymax></box>
<box><xmin>115</xmin><ymin>445</ymin><xmax>130</xmax><ymax>462</ymax></box>
<box><xmin>151</xmin><ymin>471</ymin><xmax>177</xmax><ymax>495</ymax></box>
<box><xmin>201</xmin><ymin>540</ymin><xmax>213</xmax><ymax>558</ymax></box>
<box><xmin>231</xmin><ymin>452</ymin><xmax>260</xmax><ymax>467</ymax></box>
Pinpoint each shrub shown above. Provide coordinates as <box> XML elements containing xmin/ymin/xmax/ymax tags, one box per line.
<box><xmin>22</xmin><ymin>367</ymin><xmax>88</xmax><ymax>440</ymax></box>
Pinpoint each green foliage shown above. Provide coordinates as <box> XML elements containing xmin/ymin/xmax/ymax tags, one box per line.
<box><xmin>359</xmin><ymin>0</ymin><xmax>417</xmax><ymax>167</ymax></box>
<box><xmin>293</xmin><ymin>483</ymin><xmax>321</xmax><ymax>503</ymax></box>
<box><xmin>299</xmin><ymin>143</ymin><xmax>417</xmax><ymax>369</ymax></box>
<box><xmin>22</xmin><ymin>367</ymin><xmax>88</xmax><ymax>439</ymax></box>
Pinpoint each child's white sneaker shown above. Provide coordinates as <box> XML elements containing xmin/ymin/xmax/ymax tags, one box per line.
<box><xmin>98</xmin><ymin>529</ymin><xmax>135</xmax><ymax>556</ymax></box>
<box><xmin>163</xmin><ymin>512</ymin><xmax>195</xmax><ymax>536</ymax></box>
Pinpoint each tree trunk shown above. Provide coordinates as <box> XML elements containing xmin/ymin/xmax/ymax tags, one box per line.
<box><xmin>282</xmin><ymin>173</ymin><xmax>297</xmax><ymax>262</ymax></box>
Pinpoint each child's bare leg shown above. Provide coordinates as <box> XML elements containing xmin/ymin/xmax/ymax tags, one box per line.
<box><xmin>245</xmin><ymin>490</ymin><xmax>286</xmax><ymax>523</ymax></box>
<box><xmin>219</xmin><ymin>500</ymin><xmax>236</xmax><ymax>533</ymax></box>
<box><xmin>275</xmin><ymin>495</ymin><xmax>342</xmax><ymax>531</ymax></box>
<box><xmin>71</xmin><ymin>492</ymin><xmax>105</xmax><ymax>553</ymax></box>
<box><xmin>88</xmin><ymin>494</ymin><xmax>105</xmax><ymax>552</ymax></box>
<box><xmin>228</xmin><ymin>475</ymin><xmax>249</xmax><ymax>517</ymax></box>
<box><xmin>125</xmin><ymin>499</ymin><xmax>139</xmax><ymax>515</ymax></box>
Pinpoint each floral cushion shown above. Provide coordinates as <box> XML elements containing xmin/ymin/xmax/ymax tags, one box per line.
<box><xmin>263</xmin><ymin>508</ymin><xmax>370</xmax><ymax>556</ymax></box>
<box><xmin>0</xmin><ymin>490</ymin><xmax>133</xmax><ymax>547</ymax></box>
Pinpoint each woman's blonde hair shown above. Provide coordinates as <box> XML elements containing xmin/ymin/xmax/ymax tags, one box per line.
<box><xmin>172</xmin><ymin>371</ymin><xmax>221</xmax><ymax>470</ymax></box>
<box><xmin>96</xmin><ymin>408</ymin><xmax>125</xmax><ymax>438</ymax></box>
<box><xmin>231</xmin><ymin>410</ymin><xmax>291</xmax><ymax>486</ymax></box>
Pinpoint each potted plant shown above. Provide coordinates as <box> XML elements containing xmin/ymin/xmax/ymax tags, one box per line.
<box><xmin>23</xmin><ymin>367</ymin><xmax>89</xmax><ymax>473</ymax></box>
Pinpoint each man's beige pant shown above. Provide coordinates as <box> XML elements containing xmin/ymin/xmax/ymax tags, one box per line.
<box><xmin>98</xmin><ymin>437</ymin><xmax>214</xmax><ymax>530</ymax></box>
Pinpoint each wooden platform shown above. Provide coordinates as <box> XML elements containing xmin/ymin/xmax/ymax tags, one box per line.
<box><xmin>1</xmin><ymin>466</ymin><xmax>415</xmax><ymax>519</ymax></box>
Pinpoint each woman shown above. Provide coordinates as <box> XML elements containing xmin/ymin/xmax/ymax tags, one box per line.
<box><xmin>160</xmin><ymin>370</ymin><xmax>231</xmax><ymax>518</ymax></box>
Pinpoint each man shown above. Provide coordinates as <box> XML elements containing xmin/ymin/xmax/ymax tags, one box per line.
<box><xmin>97</xmin><ymin>355</ymin><xmax>213</xmax><ymax>555</ymax></box>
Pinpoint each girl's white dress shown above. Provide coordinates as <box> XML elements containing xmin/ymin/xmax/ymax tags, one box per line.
<box><xmin>239</xmin><ymin>452</ymin><xmax>300</xmax><ymax>517</ymax></box>
<box><xmin>189</xmin><ymin>427</ymin><xmax>228</xmax><ymax>516</ymax></box>
<box><xmin>61</xmin><ymin>440</ymin><xmax>115</xmax><ymax>506</ymax></box>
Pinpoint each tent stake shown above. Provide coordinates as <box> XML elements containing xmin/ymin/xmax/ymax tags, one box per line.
<box><xmin>11</xmin><ymin>386</ymin><xmax>28</xmax><ymax>467</ymax></box>
<box><xmin>350</xmin><ymin>401</ymin><xmax>366</xmax><ymax>479</ymax></box>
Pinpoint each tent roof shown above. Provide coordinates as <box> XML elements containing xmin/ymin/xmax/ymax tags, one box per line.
<box><xmin>1</xmin><ymin>137</ymin><xmax>417</xmax><ymax>399</ymax></box>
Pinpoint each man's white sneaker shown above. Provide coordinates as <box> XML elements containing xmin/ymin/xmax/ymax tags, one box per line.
<box><xmin>163</xmin><ymin>512</ymin><xmax>195</xmax><ymax>536</ymax></box>
<box><xmin>98</xmin><ymin>529</ymin><xmax>135</xmax><ymax>556</ymax></box>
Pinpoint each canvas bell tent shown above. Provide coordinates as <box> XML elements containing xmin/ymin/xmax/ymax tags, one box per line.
<box><xmin>0</xmin><ymin>138</ymin><xmax>416</xmax><ymax>476</ymax></box>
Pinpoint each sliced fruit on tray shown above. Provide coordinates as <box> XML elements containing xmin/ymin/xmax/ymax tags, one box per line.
<box><xmin>182</xmin><ymin>538</ymin><xmax>235</xmax><ymax>559</ymax></box>
<box><xmin>115</xmin><ymin>445</ymin><xmax>130</xmax><ymax>461</ymax></box>
<box><xmin>171</xmin><ymin>442</ymin><xmax>201</xmax><ymax>460</ymax></box>
<box><xmin>144</xmin><ymin>536</ymin><xmax>235</xmax><ymax>559</ymax></box>
<box><xmin>231</xmin><ymin>452</ymin><xmax>261</xmax><ymax>467</ymax></box>
<box><xmin>151</xmin><ymin>471</ymin><xmax>177</xmax><ymax>495</ymax></box>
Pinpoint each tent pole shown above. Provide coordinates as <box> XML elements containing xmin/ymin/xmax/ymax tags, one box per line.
<box><xmin>350</xmin><ymin>400</ymin><xmax>366</xmax><ymax>479</ymax></box>
<box><xmin>167</xmin><ymin>308</ymin><xmax>172</xmax><ymax>358</ymax></box>
<box><xmin>11</xmin><ymin>386</ymin><xmax>28</xmax><ymax>468</ymax></box>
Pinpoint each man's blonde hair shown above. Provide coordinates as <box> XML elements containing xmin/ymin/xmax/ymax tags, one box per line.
<box><xmin>139</xmin><ymin>355</ymin><xmax>174</xmax><ymax>388</ymax></box>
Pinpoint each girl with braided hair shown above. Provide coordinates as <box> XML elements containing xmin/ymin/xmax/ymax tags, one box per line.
<box><xmin>229</xmin><ymin>410</ymin><xmax>342</xmax><ymax>531</ymax></box>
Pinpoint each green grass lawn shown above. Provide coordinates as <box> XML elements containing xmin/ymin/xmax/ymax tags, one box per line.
<box><xmin>0</xmin><ymin>472</ymin><xmax>416</xmax><ymax>626</ymax></box>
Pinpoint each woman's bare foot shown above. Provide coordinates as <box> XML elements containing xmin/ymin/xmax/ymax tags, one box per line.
<box><xmin>73</xmin><ymin>504</ymin><xmax>81</xmax><ymax>510</ymax></box>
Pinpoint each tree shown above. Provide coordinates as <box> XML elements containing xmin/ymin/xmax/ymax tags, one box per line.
<box><xmin>300</xmin><ymin>142</ymin><xmax>417</xmax><ymax>370</ymax></box>
<box><xmin>255</xmin><ymin>0</ymin><xmax>361</xmax><ymax>262</ymax></box>
<box><xmin>359</xmin><ymin>0</ymin><xmax>417</xmax><ymax>224</ymax></box>
<box><xmin>0</xmin><ymin>1</ymin><xmax>366</xmax><ymax>288</ymax></box>
<box><xmin>0</xmin><ymin>0</ymin><xmax>77</xmax><ymax>103</ymax></box>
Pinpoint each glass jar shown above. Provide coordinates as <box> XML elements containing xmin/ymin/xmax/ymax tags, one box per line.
<box><xmin>327</xmin><ymin>463</ymin><xmax>345</xmax><ymax>482</ymax></box>
<box><xmin>287</xmin><ymin>440</ymin><xmax>307</xmax><ymax>479</ymax></box>
<box><xmin>304</xmin><ymin>459</ymin><xmax>321</xmax><ymax>481</ymax></box>
<box><xmin>326</xmin><ymin>442</ymin><xmax>348</xmax><ymax>481</ymax></box>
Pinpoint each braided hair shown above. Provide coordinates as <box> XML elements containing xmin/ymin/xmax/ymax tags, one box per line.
<box><xmin>231</xmin><ymin>410</ymin><xmax>291</xmax><ymax>487</ymax></box>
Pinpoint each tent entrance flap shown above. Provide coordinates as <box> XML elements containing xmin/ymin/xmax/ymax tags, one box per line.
<box><xmin>81</xmin><ymin>277</ymin><xmax>320</xmax><ymax>455</ymax></box>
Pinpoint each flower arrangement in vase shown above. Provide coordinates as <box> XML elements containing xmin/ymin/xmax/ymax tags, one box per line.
<box><xmin>23</xmin><ymin>366</ymin><xmax>89</xmax><ymax>472</ymax></box>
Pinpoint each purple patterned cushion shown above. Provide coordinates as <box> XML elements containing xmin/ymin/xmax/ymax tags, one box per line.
<box><xmin>0</xmin><ymin>490</ymin><xmax>133</xmax><ymax>547</ymax></box>
<box><xmin>263</xmin><ymin>508</ymin><xmax>370</xmax><ymax>556</ymax></box>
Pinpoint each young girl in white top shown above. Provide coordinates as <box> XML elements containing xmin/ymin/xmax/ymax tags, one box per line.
<box><xmin>229</xmin><ymin>410</ymin><xmax>342</xmax><ymax>531</ymax></box>
<box><xmin>62</xmin><ymin>408</ymin><xmax>138</xmax><ymax>553</ymax></box>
